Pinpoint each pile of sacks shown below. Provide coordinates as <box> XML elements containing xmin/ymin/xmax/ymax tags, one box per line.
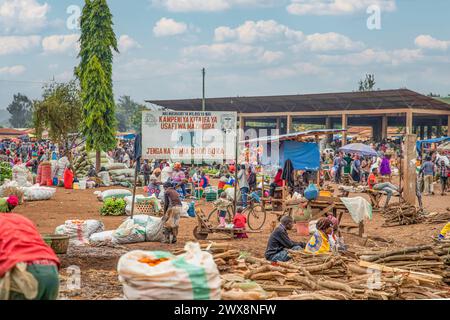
<box><xmin>89</xmin><ymin>215</ymin><xmax>165</xmax><ymax>246</ymax></box>
<box><xmin>55</xmin><ymin>220</ymin><xmax>105</xmax><ymax>246</ymax></box>
<box><xmin>0</xmin><ymin>180</ymin><xmax>56</xmax><ymax>201</ymax></box>
<box><xmin>95</xmin><ymin>189</ymin><xmax>132</xmax><ymax>201</ymax></box>
<box><xmin>117</xmin><ymin>242</ymin><xmax>221</xmax><ymax>300</ymax></box>
<box><xmin>11</xmin><ymin>164</ymin><xmax>33</xmax><ymax>187</ymax></box>
<box><xmin>72</xmin><ymin>146</ymin><xmax>112</xmax><ymax>179</ymax></box>
<box><xmin>55</xmin><ymin>216</ymin><xmax>165</xmax><ymax>247</ymax></box>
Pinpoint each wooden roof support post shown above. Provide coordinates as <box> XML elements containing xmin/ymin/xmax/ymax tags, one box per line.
<box><xmin>448</xmin><ymin>115</ymin><xmax>450</xmax><ymax>137</ymax></box>
<box><xmin>406</xmin><ymin>111</ymin><xmax>413</xmax><ymax>135</ymax></box>
<box><xmin>403</xmin><ymin>134</ymin><xmax>417</xmax><ymax>206</ymax></box>
<box><xmin>287</xmin><ymin>115</ymin><xmax>292</xmax><ymax>134</ymax></box>
<box><xmin>341</xmin><ymin>114</ymin><xmax>348</xmax><ymax>147</ymax></box>
<box><xmin>382</xmin><ymin>115</ymin><xmax>388</xmax><ymax>140</ymax></box>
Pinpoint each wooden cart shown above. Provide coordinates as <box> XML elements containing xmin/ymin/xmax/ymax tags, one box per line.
<box><xmin>193</xmin><ymin>208</ymin><xmax>261</xmax><ymax>240</ymax></box>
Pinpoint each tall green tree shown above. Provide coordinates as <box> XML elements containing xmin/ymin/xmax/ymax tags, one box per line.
<box><xmin>358</xmin><ymin>74</ymin><xmax>376</xmax><ymax>92</ymax></box>
<box><xmin>78</xmin><ymin>0</ymin><xmax>119</xmax><ymax>171</ymax></box>
<box><xmin>7</xmin><ymin>93</ymin><xmax>33</xmax><ymax>128</ymax></box>
<box><xmin>81</xmin><ymin>56</ymin><xmax>117</xmax><ymax>161</ymax></box>
<box><xmin>33</xmin><ymin>80</ymin><xmax>82</xmax><ymax>159</ymax></box>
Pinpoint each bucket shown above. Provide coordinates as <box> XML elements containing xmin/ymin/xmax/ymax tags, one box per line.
<box><xmin>79</xmin><ymin>180</ymin><xmax>87</xmax><ymax>190</ymax></box>
<box><xmin>42</xmin><ymin>234</ymin><xmax>70</xmax><ymax>254</ymax></box>
<box><xmin>53</xmin><ymin>177</ymin><xmax>58</xmax><ymax>186</ymax></box>
<box><xmin>73</xmin><ymin>183</ymin><xmax>79</xmax><ymax>190</ymax></box>
<box><xmin>296</xmin><ymin>221</ymin><xmax>310</xmax><ymax>236</ymax></box>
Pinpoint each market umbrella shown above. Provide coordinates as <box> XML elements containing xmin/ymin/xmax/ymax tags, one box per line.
<box><xmin>339</xmin><ymin>143</ymin><xmax>378</xmax><ymax>157</ymax></box>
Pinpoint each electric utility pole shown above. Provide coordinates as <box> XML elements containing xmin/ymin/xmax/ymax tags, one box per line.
<box><xmin>202</xmin><ymin>68</ymin><xmax>206</xmax><ymax>112</ymax></box>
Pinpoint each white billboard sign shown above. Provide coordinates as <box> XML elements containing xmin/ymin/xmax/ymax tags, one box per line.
<box><xmin>142</xmin><ymin>110</ymin><xmax>237</xmax><ymax>163</ymax></box>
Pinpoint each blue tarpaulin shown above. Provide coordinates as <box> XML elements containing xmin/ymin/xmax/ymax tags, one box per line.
<box><xmin>280</xmin><ymin>141</ymin><xmax>320</xmax><ymax>170</ymax></box>
<box><xmin>416</xmin><ymin>137</ymin><xmax>450</xmax><ymax>154</ymax></box>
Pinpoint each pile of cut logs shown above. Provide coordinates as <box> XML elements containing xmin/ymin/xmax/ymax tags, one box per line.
<box><xmin>382</xmin><ymin>204</ymin><xmax>425</xmax><ymax>227</ymax></box>
<box><xmin>202</xmin><ymin>242</ymin><xmax>450</xmax><ymax>300</ymax></box>
<box><xmin>357</xmin><ymin>244</ymin><xmax>450</xmax><ymax>285</ymax></box>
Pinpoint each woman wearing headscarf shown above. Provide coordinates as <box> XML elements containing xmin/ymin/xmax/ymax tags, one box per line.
<box><xmin>304</xmin><ymin>217</ymin><xmax>334</xmax><ymax>255</ymax></box>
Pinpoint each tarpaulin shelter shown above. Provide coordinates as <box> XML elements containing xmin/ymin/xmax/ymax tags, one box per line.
<box><xmin>240</xmin><ymin>129</ymin><xmax>346</xmax><ymax>170</ymax></box>
<box><xmin>416</xmin><ymin>137</ymin><xmax>450</xmax><ymax>154</ymax></box>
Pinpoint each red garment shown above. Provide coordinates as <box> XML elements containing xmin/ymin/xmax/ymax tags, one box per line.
<box><xmin>274</xmin><ymin>170</ymin><xmax>283</xmax><ymax>187</ymax></box>
<box><xmin>64</xmin><ymin>168</ymin><xmax>74</xmax><ymax>189</ymax></box>
<box><xmin>233</xmin><ymin>214</ymin><xmax>247</xmax><ymax>229</ymax></box>
<box><xmin>229</xmin><ymin>165</ymin><xmax>235</xmax><ymax>173</ymax></box>
<box><xmin>368</xmin><ymin>173</ymin><xmax>377</xmax><ymax>189</ymax></box>
<box><xmin>0</xmin><ymin>214</ymin><xmax>60</xmax><ymax>277</ymax></box>
<box><xmin>218</xmin><ymin>181</ymin><xmax>226</xmax><ymax>189</ymax></box>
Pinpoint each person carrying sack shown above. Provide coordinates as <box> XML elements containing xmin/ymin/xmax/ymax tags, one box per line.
<box><xmin>162</xmin><ymin>182</ymin><xmax>182</xmax><ymax>244</ymax></box>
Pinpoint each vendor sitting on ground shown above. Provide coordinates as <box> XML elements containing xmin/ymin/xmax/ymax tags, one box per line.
<box><xmin>0</xmin><ymin>195</ymin><xmax>19</xmax><ymax>213</ymax></box>
<box><xmin>304</xmin><ymin>217</ymin><xmax>334</xmax><ymax>255</ymax></box>
<box><xmin>438</xmin><ymin>222</ymin><xmax>450</xmax><ymax>241</ymax></box>
<box><xmin>162</xmin><ymin>182</ymin><xmax>182</xmax><ymax>244</ymax></box>
<box><xmin>265</xmin><ymin>216</ymin><xmax>306</xmax><ymax>262</ymax></box>
<box><xmin>0</xmin><ymin>214</ymin><xmax>60</xmax><ymax>300</ymax></box>
<box><xmin>368</xmin><ymin>167</ymin><xmax>402</xmax><ymax>208</ymax></box>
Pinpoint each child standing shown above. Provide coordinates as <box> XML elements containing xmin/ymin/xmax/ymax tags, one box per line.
<box><xmin>214</xmin><ymin>192</ymin><xmax>231</xmax><ymax>228</ymax></box>
<box><xmin>233</xmin><ymin>206</ymin><xmax>248</xmax><ymax>239</ymax></box>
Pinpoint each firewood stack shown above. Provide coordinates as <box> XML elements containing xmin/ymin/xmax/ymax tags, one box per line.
<box><xmin>382</xmin><ymin>204</ymin><xmax>425</xmax><ymax>227</ymax></box>
<box><xmin>204</xmin><ymin>242</ymin><xmax>450</xmax><ymax>300</ymax></box>
<box><xmin>433</xmin><ymin>240</ymin><xmax>450</xmax><ymax>284</ymax></box>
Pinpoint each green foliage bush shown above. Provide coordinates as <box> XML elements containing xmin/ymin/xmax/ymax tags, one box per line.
<box><xmin>100</xmin><ymin>198</ymin><xmax>126</xmax><ymax>216</ymax></box>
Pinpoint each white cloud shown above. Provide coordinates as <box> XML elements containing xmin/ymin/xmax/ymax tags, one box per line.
<box><xmin>287</xmin><ymin>0</ymin><xmax>396</xmax><ymax>16</ymax></box>
<box><xmin>118</xmin><ymin>35</ymin><xmax>141</xmax><ymax>53</ymax></box>
<box><xmin>42</xmin><ymin>34</ymin><xmax>79</xmax><ymax>54</ymax></box>
<box><xmin>214</xmin><ymin>20</ymin><xmax>303</xmax><ymax>43</ymax></box>
<box><xmin>0</xmin><ymin>65</ymin><xmax>26</xmax><ymax>75</ymax></box>
<box><xmin>319</xmin><ymin>48</ymin><xmax>423</xmax><ymax>66</ymax></box>
<box><xmin>153</xmin><ymin>18</ymin><xmax>188</xmax><ymax>37</ymax></box>
<box><xmin>0</xmin><ymin>0</ymin><xmax>49</xmax><ymax>33</ymax></box>
<box><xmin>292</xmin><ymin>32</ymin><xmax>364</xmax><ymax>52</ymax></box>
<box><xmin>152</xmin><ymin>0</ymin><xmax>275</xmax><ymax>12</ymax></box>
<box><xmin>0</xmin><ymin>35</ymin><xmax>41</xmax><ymax>55</ymax></box>
<box><xmin>262</xmin><ymin>62</ymin><xmax>328</xmax><ymax>79</ymax></box>
<box><xmin>260</xmin><ymin>50</ymin><xmax>284</xmax><ymax>63</ymax></box>
<box><xmin>182</xmin><ymin>43</ymin><xmax>281</xmax><ymax>64</ymax></box>
<box><xmin>415</xmin><ymin>35</ymin><xmax>450</xmax><ymax>51</ymax></box>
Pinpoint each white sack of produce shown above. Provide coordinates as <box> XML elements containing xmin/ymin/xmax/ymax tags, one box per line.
<box><xmin>55</xmin><ymin>219</ymin><xmax>104</xmax><ymax>246</ymax></box>
<box><xmin>98</xmin><ymin>171</ymin><xmax>111</xmax><ymax>187</ymax></box>
<box><xmin>181</xmin><ymin>202</ymin><xmax>189</xmax><ymax>218</ymax></box>
<box><xmin>112</xmin><ymin>218</ymin><xmax>146</xmax><ymax>244</ymax></box>
<box><xmin>23</xmin><ymin>185</ymin><xmax>56</xmax><ymax>201</ymax></box>
<box><xmin>89</xmin><ymin>230</ymin><xmax>115</xmax><ymax>246</ymax></box>
<box><xmin>12</xmin><ymin>164</ymin><xmax>33</xmax><ymax>187</ymax></box>
<box><xmin>109</xmin><ymin>169</ymin><xmax>135</xmax><ymax>177</ymax></box>
<box><xmin>105</xmin><ymin>163</ymin><xmax>127</xmax><ymax>171</ymax></box>
<box><xmin>57</xmin><ymin>157</ymin><xmax>69</xmax><ymax>177</ymax></box>
<box><xmin>96</xmin><ymin>189</ymin><xmax>132</xmax><ymax>201</ymax></box>
<box><xmin>117</xmin><ymin>242</ymin><xmax>221</xmax><ymax>300</ymax></box>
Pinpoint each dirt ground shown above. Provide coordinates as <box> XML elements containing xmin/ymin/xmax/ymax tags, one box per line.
<box><xmin>13</xmin><ymin>182</ymin><xmax>450</xmax><ymax>300</ymax></box>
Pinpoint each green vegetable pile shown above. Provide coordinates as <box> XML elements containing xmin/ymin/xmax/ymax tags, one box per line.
<box><xmin>100</xmin><ymin>198</ymin><xmax>126</xmax><ymax>216</ymax></box>
<box><xmin>0</xmin><ymin>162</ymin><xmax>12</xmax><ymax>185</ymax></box>
<box><xmin>203</xmin><ymin>168</ymin><xmax>219</xmax><ymax>175</ymax></box>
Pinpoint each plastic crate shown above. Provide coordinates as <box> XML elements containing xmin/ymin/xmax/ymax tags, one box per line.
<box><xmin>205</xmin><ymin>192</ymin><xmax>218</xmax><ymax>202</ymax></box>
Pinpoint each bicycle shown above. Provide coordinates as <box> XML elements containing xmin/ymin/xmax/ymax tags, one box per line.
<box><xmin>206</xmin><ymin>194</ymin><xmax>267</xmax><ymax>230</ymax></box>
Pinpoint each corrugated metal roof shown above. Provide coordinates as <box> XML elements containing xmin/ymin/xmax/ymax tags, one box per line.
<box><xmin>147</xmin><ymin>89</ymin><xmax>450</xmax><ymax>113</ymax></box>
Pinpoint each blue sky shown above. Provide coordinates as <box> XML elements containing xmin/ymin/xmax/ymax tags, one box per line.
<box><xmin>1</xmin><ymin>0</ymin><xmax>450</xmax><ymax>112</ymax></box>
